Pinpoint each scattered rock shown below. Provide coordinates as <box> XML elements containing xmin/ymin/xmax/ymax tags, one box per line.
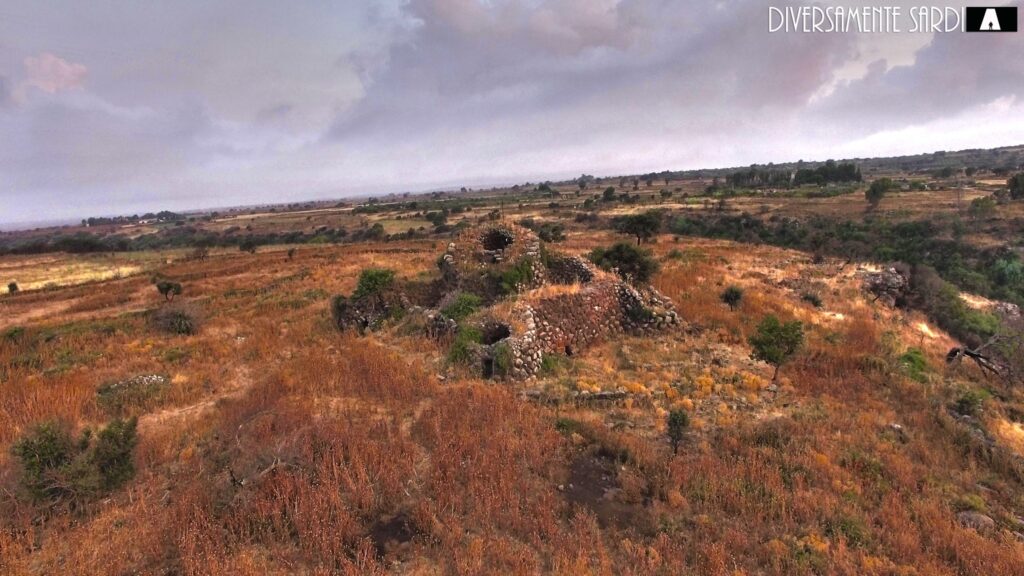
<box><xmin>956</xmin><ymin>511</ymin><xmax>995</xmax><ymax>532</ymax></box>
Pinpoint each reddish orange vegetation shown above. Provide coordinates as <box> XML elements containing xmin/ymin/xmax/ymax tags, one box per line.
<box><xmin>2</xmin><ymin>235</ymin><xmax>1023</xmax><ymax>575</ymax></box>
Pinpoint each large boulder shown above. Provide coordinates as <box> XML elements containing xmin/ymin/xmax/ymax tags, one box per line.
<box><xmin>864</xmin><ymin>265</ymin><xmax>911</xmax><ymax>308</ymax></box>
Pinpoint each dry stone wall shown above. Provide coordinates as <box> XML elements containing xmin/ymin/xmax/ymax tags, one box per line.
<box><xmin>496</xmin><ymin>280</ymin><xmax>680</xmax><ymax>381</ymax></box>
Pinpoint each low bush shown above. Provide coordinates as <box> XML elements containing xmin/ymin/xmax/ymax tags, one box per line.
<box><xmin>96</xmin><ymin>374</ymin><xmax>170</xmax><ymax>416</ymax></box>
<box><xmin>954</xmin><ymin>389</ymin><xmax>988</xmax><ymax>417</ymax></box>
<box><xmin>352</xmin><ymin>268</ymin><xmax>396</xmax><ymax>299</ymax></box>
<box><xmin>441</xmin><ymin>293</ymin><xmax>482</xmax><ymax>321</ymax></box>
<box><xmin>151</xmin><ymin>302</ymin><xmax>201</xmax><ymax>335</ymax></box>
<box><xmin>11</xmin><ymin>418</ymin><xmax>138</xmax><ymax>508</ymax></box>
<box><xmin>721</xmin><ymin>285</ymin><xmax>743</xmax><ymax>310</ymax></box>
<box><xmin>588</xmin><ymin>242</ymin><xmax>660</xmax><ymax>283</ymax></box>
<box><xmin>447</xmin><ymin>326</ymin><xmax>482</xmax><ymax>365</ymax></box>
<box><xmin>899</xmin><ymin>348</ymin><xmax>929</xmax><ymax>383</ymax></box>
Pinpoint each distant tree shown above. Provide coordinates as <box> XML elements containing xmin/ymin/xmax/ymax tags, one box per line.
<box><xmin>7</xmin><ymin>282</ymin><xmax>18</xmax><ymax>294</ymax></box>
<box><xmin>749</xmin><ymin>315</ymin><xmax>804</xmax><ymax>383</ymax></box>
<box><xmin>613</xmin><ymin>210</ymin><xmax>662</xmax><ymax>245</ymax></box>
<box><xmin>667</xmin><ymin>409</ymin><xmax>689</xmax><ymax>454</ymax></box>
<box><xmin>602</xmin><ymin>187</ymin><xmax>617</xmax><ymax>202</ymax></box>
<box><xmin>588</xmin><ymin>242</ymin><xmax>660</xmax><ymax>283</ymax></box>
<box><xmin>659</xmin><ymin>189</ymin><xmax>673</xmax><ymax>202</ymax></box>
<box><xmin>865</xmin><ymin>178</ymin><xmax>892</xmax><ymax>210</ymax></box>
<box><xmin>1009</xmin><ymin>173</ymin><xmax>1024</xmax><ymax>200</ymax></box>
<box><xmin>632</xmin><ymin>178</ymin><xmax>640</xmax><ymax>191</ymax></box>
<box><xmin>239</xmin><ymin>238</ymin><xmax>259</xmax><ymax>254</ymax></box>
<box><xmin>720</xmin><ymin>285</ymin><xmax>743</xmax><ymax>310</ymax></box>
<box><xmin>155</xmin><ymin>280</ymin><xmax>182</xmax><ymax>302</ymax></box>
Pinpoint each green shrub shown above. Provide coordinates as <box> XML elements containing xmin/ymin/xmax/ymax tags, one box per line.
<box><xmin>151</xmin><ymin>303</ymin><xmax>200</xmax><ymax>335</ymax></box>
<box><xmin>3</xmin><ymin>326</ymin><xmax>25</xmax><ymax>341</ymax></box>
<box><xmin>154</xmin><ymin>280</ymin><xmax>182</xmax><ymax>301</ymax></box>
<box><xmin>667</xmin><ymin>409</ymin><xmax>690</xmax><ymax>454</ymax></box>
<box><xmin>749</xmin><ymin>315</ymin><xmax>804</xmax><ymax>382</ymax></box>
<box><xmin>493</xmin><ymin>342</ymin><xmax>513</xmax><ymax>376</ymax></box>
<box><xmin>441</xmin><ymin>293</ymin><xmax>482</xmax><ymax>321</ymax></box>
<box><xmin>1009</xmin><ymin>173</ymin><xmax>1024</xmax><ymax>200</ymax></box>
<box><xmin>447</xmin><ymin>326</ymin><xmax>482</xmax><ymax>365</ymax></box>
<box><xmin>899</xmin><ymin>348</ymin><xmax>928</xmax><ymax>382</ymax></box>
<box><xmin>720</xmin><ymin>285</ymin><xmax>743</xmax><ymax>310</ymax></box>
<box><xmin>589</xmin><ymin>242</ymin><xmax>660</xmax><ymax>283</ymax></box>
<box><xmin>492</xmin><ymin>258</ymin><xmax>535</xmax><ymax>295</ymax></box>
<box><xmin>866</xmin><ymin>178</ymin><xmax>892</xmax><ymax>208</ymax></box>
<box><xmin>7</xmin><ymin>281</ymin><xmax>18</xmax><ymax>293</ymax></box>
<box><xmin>826</xmin><ymin>515</ymin><xmax>870</xmax><ymax>547</ymax></box>
<box><xmin>11</xmin><ymin>418</ymin><xmax>138</xmax><ymax>507</ymax></box>
<box><xmin>954</xmin><ymin>389</ymin><xmax>988</xmax><ymax>416</ymax></box>
<box><xmin>352</xmin><ymin>268</ymin><xmax>396</xmax><ymax>299</ymax></box>
<box><xmin>540</xmin><ymin>354</ymin><xmax>564</xmax><ymax>375</ymax></box>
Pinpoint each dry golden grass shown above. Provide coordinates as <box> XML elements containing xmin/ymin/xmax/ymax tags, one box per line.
<box><xmin>2</xmin><ymin>232</ymin><xmax>1024</xmax><ymax>575</ymax></box>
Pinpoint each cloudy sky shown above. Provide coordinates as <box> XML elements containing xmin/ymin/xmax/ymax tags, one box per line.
<box><xmin>1</xmin><ymin>0</ymin><xmax>1022</xmax><ymax>226</ymax></box>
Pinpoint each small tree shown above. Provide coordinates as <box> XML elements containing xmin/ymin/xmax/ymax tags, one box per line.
<box><xmin>667</xmin><ymin>409</ymin><xmax>689</xmax><ymax>454</ymax></box>
<box><xmin>7</xmin><ymin>282</ymin><xmax>17</xmax><ymax>293</ymax></box>
<box><xmin>865</xmin><ymin>178</ymin><xmax>892</xmax><ymax>210</ymax></box>
<box><xmin>720</xmin><ymin>285</ymin><xmax>743</xmax><ymax>310</ymax></box>
<box><xmin>589</xmin><ymin>242</ymin><xmax>660</xmax><ymax>283</ymax></box>
<box><xmin>749</xmin><ymin>315</ymin><xmax>804</xmax><ymax>383</ymax></box>
<box><xmin>1008</xmin><ymin>173</ymin><xmax>1024</xmax><ymax>200</ymax></box>
<box><xmin>287</xmin><ymin>247</ymin><xmax>297</xmax><ymax>260</ymax></box>
<box><xmin>602</xmin><ymin>187</ymin><xmax>617</xmax><ymax>202</ymax></box>
<box><xmin>613</xmin><ymin>210</ymin><xmax>662</xmax><ymax>245</ymax></box>
<box><xmin>155</xmin><ymin>280</ymin><xmax>182</xmax><ymax>302</ymax></box>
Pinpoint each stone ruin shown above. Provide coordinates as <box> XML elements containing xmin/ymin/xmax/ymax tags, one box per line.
<box><xmin>334</xmin><ymin>222</ymin><xmax>679</xmax><ymax>381</ymax></box>
<box><xmin>487</xmin><ymin>280</ymin><xmax>678</xmax><ymax>380</ymax></box>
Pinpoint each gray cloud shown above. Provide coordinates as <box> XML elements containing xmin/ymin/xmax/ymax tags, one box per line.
<box><xmin>0</xmin><ymin>0</ymin><xmax>1022</xmax><ymax>226</ymax></box>
<box><xmin>813</xmin><ymin>1</ymin><xmax>1024</xmax><ymax>133</ymax></box>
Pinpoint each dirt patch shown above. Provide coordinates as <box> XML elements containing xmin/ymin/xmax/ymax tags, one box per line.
<box><xmin>564</xmin><ymin>451</ymin><xmax>652</xmax><ymax>533</ymax></box>
<box><xmin>369</xmin><ymin>511</ymin><xmax>418</xmax><ymax>558</ymax></box>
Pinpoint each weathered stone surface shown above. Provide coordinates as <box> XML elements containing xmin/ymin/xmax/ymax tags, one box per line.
<box><xmin>863</xmin><ymin>265</ymin><xmax>911</xmax><ymax>308</ymax></box>
<box><xmin>956</xmin><ymin>511</ymin><xmax>995</xmax><ymax>532</ymax></box>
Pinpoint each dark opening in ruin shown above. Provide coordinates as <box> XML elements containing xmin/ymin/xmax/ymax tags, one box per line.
<box><xmin>482</xmin><ymin>357</ymin><xmax>495</xmax><ymax>379</ymax></box>
<box><xmin>481</xmin><ymin>322</ymin><xmax>511</xmax><ymax>345</ymax></box>
<box><xmin>564</xmin><ymin>344</ymin><xmax>574</xmax><ymax>357</ymax></box>
<box><xmin>482</xmin><ymin>228</ymin><xmax>514</xmax><ymax>251</ymax></box>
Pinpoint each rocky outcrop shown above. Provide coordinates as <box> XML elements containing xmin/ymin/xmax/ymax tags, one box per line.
<box><xmin>864</xmin><ymin>265</ymin><xmax>911</xmax><ymax>307</ymax></box>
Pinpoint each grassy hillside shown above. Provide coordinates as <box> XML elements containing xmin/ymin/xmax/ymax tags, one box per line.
<box><xmin>2</xmin><ymin>226</ymin><xmax>1023</xmax><ymax>574</ymax></box>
